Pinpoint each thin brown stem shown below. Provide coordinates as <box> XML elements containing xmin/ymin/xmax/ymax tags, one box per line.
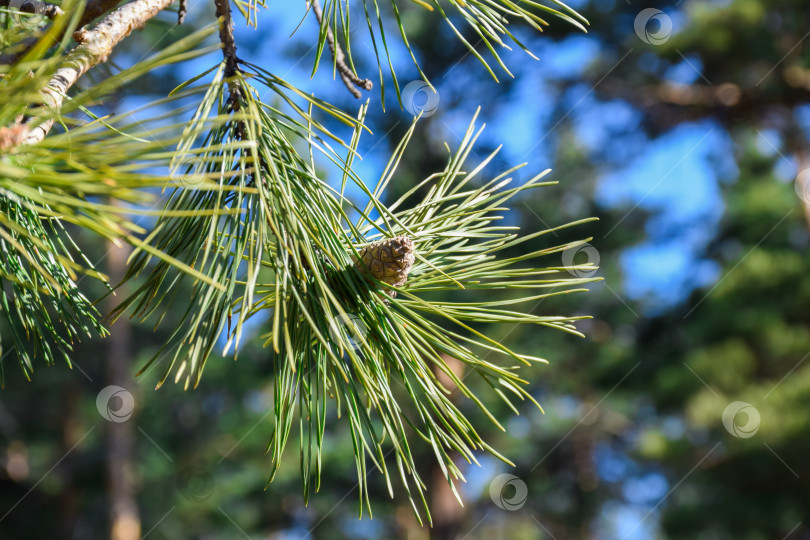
<box><xmin>308</xmin><ymin>0</ymin><xmax>372</xmax><ymax>99</ymax></box>
<box><xmin>213</xmin><ymin>0</ymin><xmax>237</xmax><ymax>75</ymax></box>
<box><xmin>21</xmin><ymin>0</ymin><xmax>175</xmax><ymax>145</ymax></box>
<box><xmin>213</xmin><ymin>0</ymin><xmax>244</xmax><ymax>138</ymax></box>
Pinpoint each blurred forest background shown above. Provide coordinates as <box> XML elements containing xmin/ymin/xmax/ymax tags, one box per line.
<box><xmin>2</xmin><ymin>0</ymin><xmax>810</xmax><ymax>538</ymax></box>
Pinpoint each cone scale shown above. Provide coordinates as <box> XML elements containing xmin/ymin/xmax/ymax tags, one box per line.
<box><xmin>353</xmin><ymin>235</ymin><xmax>415</xmax><ymax>298</ymax></box>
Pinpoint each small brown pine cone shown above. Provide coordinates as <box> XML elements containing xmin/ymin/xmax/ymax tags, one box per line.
<box><xmin>353</xmin><ymin>235</ymin><xmax>415</xmax><ymax>298</ymax></box>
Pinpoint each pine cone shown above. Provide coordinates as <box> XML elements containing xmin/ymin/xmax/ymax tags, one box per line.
<box><xmin>353</xmin><ymin>235</ymin><xmax>415</xmax><ymax>298</ymax></box>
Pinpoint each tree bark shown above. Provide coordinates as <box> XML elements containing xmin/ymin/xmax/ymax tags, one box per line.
<box><xmin>22</xmin><ymin>0</ymin><xmax>174</xmax><ymax>145</ymax></box>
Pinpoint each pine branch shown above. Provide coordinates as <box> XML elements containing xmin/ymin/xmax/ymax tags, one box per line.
<box><xmin>0</xmin><ymin>7</ymin><xmax>218</xmax><ymax>379</ymax></box>
<box><xmin>251</xmin><ymin>113</ymin><xmax>597</xmax><ymax>520</ymax></box>
<box><xmin>213</xmin><ymin>0</ymin><xmax>244</xmax><ymax>139</ymax></box>
<box><xmin>308</xmin><ymin>0</ymin><xmax>588</xmax><ymax>101</ymax></box>
<box><xmin>308</xmin><ymin>0</ymin><xmax>372</xmax><ymax>99</ymax></box>
<box><xmin>213</xmin><ymin>0</ymin><xmax>238</xmax><ymax>82</ymax></box>
<box><xmin>0</xmin><ymin>0</ymin><xmax>595</xmax><ymax>515</ymax></box>
<box><xmin>21</xmin><ymin>0</ymin><xmax>175</xmax><ymax>145</ymax></box>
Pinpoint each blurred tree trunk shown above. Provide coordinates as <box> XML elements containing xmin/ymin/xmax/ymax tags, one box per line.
<box><xmin>104</xmin><ymin>237</ymin><xmax>140</xmax><ymax>540</ymax></box>
<box><xmin>57</xmin><ymin>382</ymin><xmax>81</xmax><ymax>537</ymax></box>
<box><xmin>430</xmin><ymin>465</ymin><xmax>465</xmax><ymax>540</ymax></box>
<box><xmin>430</xmin><ymin>354</ymin><xmax>465</xmax><ymax>540</ymax></box>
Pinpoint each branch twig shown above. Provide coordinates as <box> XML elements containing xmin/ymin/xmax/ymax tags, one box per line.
<box><xmin>213</xmin><ymin>0</ymin><xmax>244</xmax><ymax>138</ymax></box>
<box><xmin>308</xmin><ymin>0</ymin><xmax>372</xmax><ymax>99</ymax></box>
<box><xmin>21</xmin><ymin>0</ymin><xmax>175</xmax><ymax>145</ymax></box>
<box><xmin>213</xmin><ymin>0</ymin><xmax>239</xmax><ymax>90</ymax></box>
